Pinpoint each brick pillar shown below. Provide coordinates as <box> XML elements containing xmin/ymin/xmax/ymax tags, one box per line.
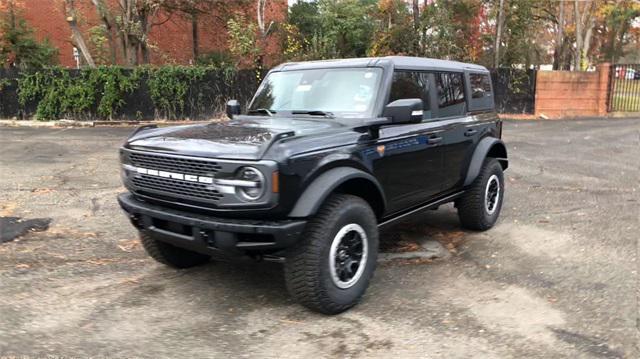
<box><xmin>596</xmin><ymin>63</ymin><xmax>611</xmax><ymax>116</ymax></box>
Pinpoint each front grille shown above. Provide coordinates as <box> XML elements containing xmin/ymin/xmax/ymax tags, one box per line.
<box><xmin>126</xmin><ymin>151</ymin><xmax>224</xmax><ymax>205</ymax></box>
<box><xmin>129</xmin><ymin>152</ymin><xmax>222</xmax><ymax>177</ymax></box>
<box><xmin>132</xmin><ymin>175</ymin><xmax>223</xmax><ymax>201</ymax></box>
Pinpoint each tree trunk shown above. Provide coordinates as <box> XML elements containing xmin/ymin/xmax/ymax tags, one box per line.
<box><xmin>553</xmin><ymin>0</ymin><xmax>565</xmax><ymax>70</ymax></box>
<box><xmin>494</xmin><ymin>0</ymin><xmax>505</xmax><ymax>68</ymax></box>
<box><xmin>412</xmin><ymin>0</ymin><xmax>420</xmax><ymax>30</ymax></box>
<box><xmin>574</xmin><ymin>0</ymin><xmax>582</xmax><ymax>70</ymax></box>
<box><xmin>64</xmin><ymin>1</ymin><xmax>96</xmax><ymax>68</ymax></box>
<box><xmin>91</xmin><ymin>0</ymin><xmax>117</xmax><ymax>64</ymax></box>
<box><xmin>191</xmin><ymin>12</ymin><xmax>199</xmax><ymax>62</ymax></box>
<box><xmin>412</xmin><ymin>0</ymin><xmax>420</xmax><ymax>54</ymax></box>
<box><xmin>141</xmin><ymin>43</ymin><xmax>150</xmax><ymax>64</ymax></box>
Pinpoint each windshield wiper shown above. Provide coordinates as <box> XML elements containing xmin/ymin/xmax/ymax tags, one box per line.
<box><xmin>292</xmin><ymin>110</ymin><xmax>335</xmax><ymax>118</ymax></box>
<box><xmin>247</xmin><ymin>108</ymin><xmax>275</xmax><ymax>116</ymax></box>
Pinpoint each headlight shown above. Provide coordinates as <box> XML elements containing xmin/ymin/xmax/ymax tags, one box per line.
<box><xmin>235</xmin><ymin>167</ymin><xmax>265</xmax><ymax>201</ymax></box>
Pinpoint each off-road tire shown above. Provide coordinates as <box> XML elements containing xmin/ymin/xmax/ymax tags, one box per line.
<box><xmin>139</xmin><ymin>231</ymin><xmax>211</xmax><ymax>268</ymax></box>
<box><xmin>457</xmin><ymin>158</ymin><xmax>504</xmax><ymax>231</ymax></box>
<box><xmin>284</xmin><ymin>194</ymin><xmax>379</xmax><ymax>315</ymax></box>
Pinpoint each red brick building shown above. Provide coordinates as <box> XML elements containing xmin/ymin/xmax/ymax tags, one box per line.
<box><xmin>15</xmin><ymin>0</ymin><xmax>287</xmax><ymax>67</ymax></box>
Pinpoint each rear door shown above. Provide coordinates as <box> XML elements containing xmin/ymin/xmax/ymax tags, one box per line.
<box><xmin>434</xmin><ymin>72</ymin><xmax>479</xmax><ymax>191</ymax></box>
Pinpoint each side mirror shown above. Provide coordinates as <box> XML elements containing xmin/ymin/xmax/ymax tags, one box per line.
<box><xmin>226</xmin><ymin>99</ymin><xmax>241</xmax><ymax>119</ymax></box>
<box><xmin>382</xmin><ymin>99</ymin><xmax>423</xmax><ymax>124</ymax></box>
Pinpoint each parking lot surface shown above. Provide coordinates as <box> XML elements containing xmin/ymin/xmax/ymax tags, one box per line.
<box><xmin>1</xmin><ymin>118</ymin><xmax>638</xmax><ymax>358</ymax></box>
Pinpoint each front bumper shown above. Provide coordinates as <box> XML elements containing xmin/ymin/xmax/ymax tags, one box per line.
<box><xmin>118</xmin><ymin>193</ymin><xmax>306</xmax><ymax>255</ymax></box>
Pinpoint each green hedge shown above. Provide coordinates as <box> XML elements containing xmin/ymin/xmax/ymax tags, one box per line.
<box><xmin>1</xmin><ymin>66</ymin><xmax>264</xmax><ymax>121</ymax></box>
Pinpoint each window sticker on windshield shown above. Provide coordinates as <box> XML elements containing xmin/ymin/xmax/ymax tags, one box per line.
<box><xmin>364</xmin><ymin>72</ymin><xmax>374</xmax><ymax>79</ymax></box>
<box><xmin>295</xmin><ymin>84</ymin><xmax>312</xmax><ymax>92</ymax></box>
<box><xmin>353</xmin><ymin>85</ymin><xmax>372</xmax><ymax>102</ymax></box>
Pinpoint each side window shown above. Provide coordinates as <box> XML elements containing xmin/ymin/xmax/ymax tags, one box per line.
<box><xmin>470</xmin><ymin>73</ymin><xmax>492</xmax><ymax>99</ymax></box>
<box><xmin>388</xmin><ymin>71</ymin><xmax>431</xmax><ymax>119</ymax></box>
<box><xmin>435</xmin><ymin>72</ymin><xmax>466</xmax><ymax>117</ymax></box>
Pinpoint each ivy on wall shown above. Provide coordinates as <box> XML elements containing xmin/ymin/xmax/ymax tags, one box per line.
<box><xmin>18</xmin><ymin>67</ymin><xmax>140</xmax><ymax>120</ymax></box>
<box><xmin>12</xmin><ymin>66</ymin><xmax>258</xmax><ymax>121</ymax></box>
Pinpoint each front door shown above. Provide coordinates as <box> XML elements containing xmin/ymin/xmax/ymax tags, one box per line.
<box><xmin>371</xmin><ymin>71</ymin><xmax>444</xmax><ymax>214</ymax></box>
<box><xmin>373</xmin><ymin>123</ymin><xmax>445</xmax><ymax>214</ymax></box>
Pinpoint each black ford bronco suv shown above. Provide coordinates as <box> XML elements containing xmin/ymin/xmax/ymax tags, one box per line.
<box><xmin>118</xmin><ymin>56</ymin><xmax>507</xmax><ymax>314</ymax></box>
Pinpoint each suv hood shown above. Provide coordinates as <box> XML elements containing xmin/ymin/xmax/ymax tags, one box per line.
<box><xmin>125</xmin><ymin>117</ymin><xmax>343</xmax><ymax>160</ymax></box>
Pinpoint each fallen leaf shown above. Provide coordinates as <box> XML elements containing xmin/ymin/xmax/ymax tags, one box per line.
<box><xmin>0</xmin><ymin>202</ymin><xmax>17</xmax><ymax>216</ymax></box>
<box><xmin>31</xmin><ymin>188</ymin><xmax>55</xmax><ymax>195</ymax></box>
<box><xmin>117</xmin><ymin>239</ymin><xmax>140</xmax><ymax>252</ymax></box>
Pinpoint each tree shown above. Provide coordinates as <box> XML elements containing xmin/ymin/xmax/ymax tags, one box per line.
<box><xmin>574</xmin><ymin>0</ymin><xmax>597</xmax><ymax>70</ymax></box>
<box><xmin>369</xmin><ymin>0</ymin><xmax>416</xmax><ymax>56</ymax></box>
<box><xmin>161</xmin><ymin>0</ymin><xmax>239</xmax><ymax>63</ymax></box>
<box><xmin>63</xmin><ymin>0</ymin><xmax>96</xmax><ymax>67</ymax></box>
<box><xmin>0</xmin><ymin>1</ymin><xmax>58</xmax><ymax>69</ymax></box>
<box><xmin>318</xmin><ymin>0</ymin><xmax>375</xmax><ymax>58</ymax></box>
<box><xmin>85</xmin><ymin>0</ymin><xmax>173</xmax><ymax>66</ymax></box>
<box><xmin>494</xmin><ymin>0</ymin><xmax>504</xmax><ymax>67</ymax></box>
<box><xmin>594</xmin><ymin>0</ymin><xmax>640</xmax><ymax>63</ymax></box>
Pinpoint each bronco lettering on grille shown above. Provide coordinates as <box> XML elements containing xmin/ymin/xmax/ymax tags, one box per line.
<box><xmin>135</xmin><ymin>167</ymin><xmax>214</xmax><ymax>184</ymax></box>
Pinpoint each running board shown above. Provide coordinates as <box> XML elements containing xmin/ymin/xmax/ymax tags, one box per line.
<box><xmin>378</xmin><ymin>191</ymin><xmax>465</xmax><ymax>228</ymax></box>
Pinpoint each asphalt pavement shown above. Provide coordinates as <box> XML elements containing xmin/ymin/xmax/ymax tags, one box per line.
<box><xmin>0</xmin><ymin>118</ymin><xmax>638</xmax><ymax>358</ymax></box>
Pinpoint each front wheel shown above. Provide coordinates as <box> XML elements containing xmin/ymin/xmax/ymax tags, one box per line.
<box><xmin>284</xmin><ymin>194</ymin><xmax>379</xmax><ymax>315</ymax></box>
<box><xmin>457</xmin><ymin>158</ymin><xmax>505</xmax><ymax>231</ymax></box>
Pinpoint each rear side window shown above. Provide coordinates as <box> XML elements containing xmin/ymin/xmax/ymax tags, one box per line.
<box><xmin>388</xmin><ymin>71</ymin><xmax>431</xmax><ymax>119</ymax></box>
<box><xmin>467</xmin><ymin>72</ymin><xmax>494</xmax><ymax>112</ymax></box>
<box><xmin>470</xmin><ymin>73</ymin><xmax>492</xmax><ymax>98</ymax></box>
<box><xmin>435</xmin><ymin>72</ymin><xmax>465</xmax><ymax>117</ymax></box>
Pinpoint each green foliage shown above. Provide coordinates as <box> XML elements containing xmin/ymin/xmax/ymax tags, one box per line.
<box><xmin>597</xmin><ymin>1</ymin><xmax>640</xmax><ymax>62</ymax></box>
<box><xmin>144</xmin><ymin>66</ymin><xmax>208</xmax><ymax>120</ymax></box>
<box><xmin>13</xmin><ymin>66</ymin><xmax>257</xmax><ymax>121</ymax></box>
<box><xmin>196</xmin><ymin>51</ymin><xmax>236</xmax><ymax>71</ymax></box>
<box><xmin>318</xmin><ymin>0</ymin><xmax>375</xmax><ymax>58</ymax></box>
<box><xmin>0</xmin><ymin>78</ymin><xmax>11</xmax><ymax>93</ymax></box>
<box><xmin>17</xmin><ymin>67</ymin><xmax>139</xmax><ymax>120</ymax></box>
<box><xmin>0</xmin><ymin>6</ymin><xmax>58</xmax><ymax>69</ymax></box>
<box><xmin>227</xmin><ymin>16</ymin><xmax>259</xmax><ymax>64</ymax></box>
<box><xmin>289</xmin><ymin>0</ymin><xmax>321</xmax><ymax>37</ymax></box>
<box><xmin>89</xmin><ymin>25</ymin><xmax>111</xmax><ymax>65</ymax></box>
<box><xmin>286</xmin><ymin>0</ymin><xmax>375</xmax><ymax>60</ymax></box>
<box><xmin>369</xmin><ymin>0</ymin><xmax>417</xmax><ymax>56</ymax></box>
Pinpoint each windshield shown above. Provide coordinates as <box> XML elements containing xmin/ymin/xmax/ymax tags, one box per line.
<box><xmin>248</xmin><ymin>68</ymin><xmax>383</xmax><ymax>119</ymax></box>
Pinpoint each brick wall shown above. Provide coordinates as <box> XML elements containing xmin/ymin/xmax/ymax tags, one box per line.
<box><xmin>534</xmin><ymin>64</ymin><xmax>611</xmax><ymax>118</ymax></box>
<box><xmin>19</xmin><ymin>0</ymin><xmax>287</xmax><ymax>67</ymax></box>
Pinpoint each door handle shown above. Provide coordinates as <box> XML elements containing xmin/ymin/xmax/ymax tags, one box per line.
<box><xmin>428</xmin><ymin>136</ymin><xmax>443</xmax><ymax>144</ymax></box>
<box><xmin>464</xmin><ymin>129</ymin><xmax>478</xmax><ymax>137</ymax></box>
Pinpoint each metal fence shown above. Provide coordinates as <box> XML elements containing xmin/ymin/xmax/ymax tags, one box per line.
<box><xmin>608</xmin><ymin>64</ymin><xmax>640</xmax><ymax>112</ymax></box>
<box><xmin>490</xmin><ymin>68</ymin><xmax>537</xmax><ymax>114</ymax></box>
<box><xmin>0</xmin><ymin>66</ymin><xmax>538</xmax><ymax>120</ymax></box>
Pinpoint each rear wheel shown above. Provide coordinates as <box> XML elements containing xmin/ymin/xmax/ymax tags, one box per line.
<box><xmin>284</xmin><ymin>194</ymin><xmax>378</xmax><ymax>314</ymax></box>
<box><xmin>139</xmin><ymin>231</ymin><xmax>211</xmax><ymax>269</ymax></box>
<box><xmin>457</xmin><ymin>158</ymin><xmax>504</xmax><ymax>231</ymax></box>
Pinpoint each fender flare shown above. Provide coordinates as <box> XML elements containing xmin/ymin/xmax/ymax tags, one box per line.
<box><xmin>288</xmin><ymin>167</ymin><xmax>386</xmax><ymax>218</ymax></box>
<box><xmin>463</xmin><ymin>137</ymin><xmax>508</xmax><ymax>186</ymax></box>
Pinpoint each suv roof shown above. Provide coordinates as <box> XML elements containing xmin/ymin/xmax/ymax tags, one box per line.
<box><xmin>273</xmin><ymin>56</ymin><xmax>489</xmax><ymax>74</ymax></box>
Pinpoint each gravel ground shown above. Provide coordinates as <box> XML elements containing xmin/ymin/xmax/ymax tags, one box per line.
<box><xmin>0</xmin><ymin>118</ymin><xmax>638</xmax><ymax>358</ymax></box>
